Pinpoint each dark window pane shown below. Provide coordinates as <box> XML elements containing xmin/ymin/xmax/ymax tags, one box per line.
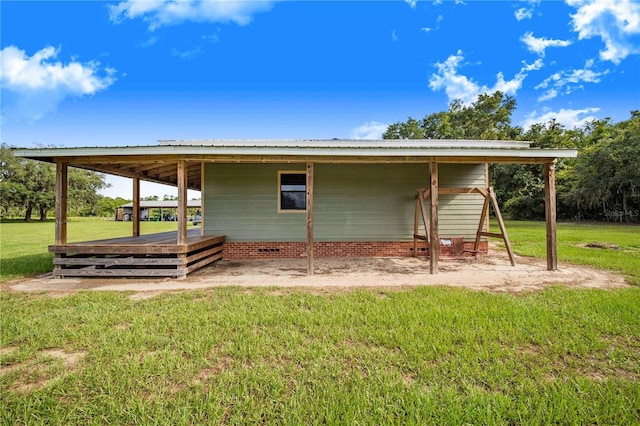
<box><xmin>281</xmin><ymin>191</ymin><xmax>306</xmax><ymax>210</ymax></box>
<box><xmin>281</xmin><ymin>173</ymin><xmax>306</xmax><ymax>186</ymax></box>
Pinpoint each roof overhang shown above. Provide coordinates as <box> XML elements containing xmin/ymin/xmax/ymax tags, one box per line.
<box><xmin>13</xmin><ymin>139</ymin><xmax>578</xmax><ymax>191</ymax></box>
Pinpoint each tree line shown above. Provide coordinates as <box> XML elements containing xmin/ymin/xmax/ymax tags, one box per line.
<box><xmin>384</xmin><ymin>92</ymin><xmax>640</xmax><ymax>223</ymax></box>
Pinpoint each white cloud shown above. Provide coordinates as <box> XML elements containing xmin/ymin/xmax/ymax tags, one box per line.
<box><xmin>535</xmin><ymin>61</ymin><xmax>609</xmax><ymax>102</ymax></box>
<box><xmin>109</xmin><ymin>0</ymin><xmax>278</xmax><ymax>30</ymax></box>
<box><xmin>392</xmin><ymin>30</ymin><xmax>398</xmax><ymax>42</ymax></box>
<box><xmin>0</xmin><ymin>45</ymin><xmax>116</xmax><ymax>122</ymax></box>
<box><xmin>521</xmin><ymin>31</ymin><xmax>572</xmax><ymax>56</ymax></box>
<box><xmin>515</xmin><ymin>0</ymin><xmax>540</xmax><ymax>21</ymax></box>
<box><xmin>428</xmin><ymin>50</ymin><xmax>541</xmax><ymax>104</ymax></box>
<box><xmin>567</xmin><ymin>0</ymin><xmax>640</xmax><ymax>64</ymax></box>
<box><xmin>405</xmin><ymin>0</ymin><xmax>417</xmax><ymax>9</ymax></box>
<box><xmin>420</xmin><ymin>27</ymin><xmax>433</xmax><ymax>33</ymax></box>
<box><xmin>522</xmin><ymin>107</ymin><xmax>600</xmax><ymax>129</ymax></box>
<box><xmin>515</xmin><ymin>7</ymin><xmax>533</xmax><ymax>21</ymax></box>
<box><xmin>350</xmin><ymin>121</ymin><xmax>388</xmax><ymax>140</ymax></box>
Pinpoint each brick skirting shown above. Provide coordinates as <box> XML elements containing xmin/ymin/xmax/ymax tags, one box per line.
<box><xmin>224</xmin><ymin>241</ymin><xmax>489</xmax><ymax>260</ymax></box>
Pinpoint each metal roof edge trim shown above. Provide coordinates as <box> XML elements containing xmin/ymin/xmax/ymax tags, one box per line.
<box><xmin>13</xmin><ymin>145</ymin><xmax>577</xmax><ymax>158</ymax></box>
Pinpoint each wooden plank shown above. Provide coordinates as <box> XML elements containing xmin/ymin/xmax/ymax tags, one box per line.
<box><xmin>177</xmin><ymin>160</ymin><xmax>188</xmax><ymax>245</ymax></box>
<box><xmin>418</xmin><ymin>189</ymin><xmax>430</xmax><ymax>242</ymax></box>
<box><xmin>53</xmin><ymin>257</ymin><xmax>184</xmax><ymax>266</ymax></box>
<box><xmin>133</xmin><ymin>177</ymin><xmax>140</xmax><ymax>237</ymax></box>
<box><xmin>489</xmin><ymin>187</ymin><xmax>516</xmax><ymax>266</ymax></box>
<box><xmin>544</xmin><ymin>162</ymin><xmax>558</xmax><ymax>270</ymax></box>
<box><xmin>185</xmin><ymin>252</ymin><xmax>223</xmax><ymax>274</ymax></box>
<box><xmin>478</xmin><ymin>231</ymin><xmax>506</xmax><ymax>239</ymax></box>
<box><xmin>55</xmin><ymin>161</ymin><xmax>68</xmax><ymax>245</ymax></box>
<box><xmin>437</xmin><ymin>187</ymin><xmax>484</xmax><ymax>195</ymax></box>
<box><xmin>413</xmin><ymin>234</ymin><xmax>429</xmax><ymax>241</ymax></box>
<box><xmin>473</xmin><ymin>192</ymin><xmax>491</xmax><ymax>254</ymax></box>
<box><xmin>429</xmin><ymin>162</ymin><xmax>439</xmax><ymax>274</ymax></box>
<box><xmin>307</xmin><ymin>162</ymin><xmax>314</xmax><ymax>276</ymax></box>
<box><xmin>185</xmin><ymin>245</ymin><xmax>224</xmax><ymax>264</ymax></box>
<box><xmin>53</xmin><ymin>268</ymin><xmax>185</xmax><ymax>278</ymax></box>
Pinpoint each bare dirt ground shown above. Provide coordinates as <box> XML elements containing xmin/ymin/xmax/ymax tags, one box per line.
<box><xmin>4</xmin><ymin>248</ymin><xmax>629</xmax><ymax>296</ymax></box>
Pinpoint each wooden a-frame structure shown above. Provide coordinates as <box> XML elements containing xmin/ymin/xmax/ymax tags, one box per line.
<box><xmin>413</xmin><ymin>185</ymin><xmax>516</xmax><ymax>272</ymax></box>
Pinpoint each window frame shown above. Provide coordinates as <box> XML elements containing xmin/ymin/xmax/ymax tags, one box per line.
<box><xmin>277</xmin><ymin>170</ymin><xmax>307</xmax><ymax>213</ymax></box>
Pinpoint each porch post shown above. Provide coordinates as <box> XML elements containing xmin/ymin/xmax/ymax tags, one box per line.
<box><xmin>177</xmin><ymin>160</ymin><xmax>188</xmax><ymax>245</ymax></box>
<box><xmin>200</xmin><ymin>161</ymin><xmax>205</xmax><ymax>236</ymax></box>
<box><xmin>544</xmin><ymin>161</ymin><xmax>558</xmax><ymax>270</ymax></box>
<box><xmin>55</xmin><ymin>160</ymin><xmax>68</xmax><ymax>245</ymax></box>
<box><xmin>306</xmin><ymin>162</ymin><xmax>314</xmax><ymax>276</ymax></box>
<box><xmin>429</xmin><ymin>162</ymin><xmax>439</xmax><ymax>274</ymax></box>
<box><xmin>132</xmin><ymin>177</ymin><xmax>140</xmax><ymax>237</ymax></box>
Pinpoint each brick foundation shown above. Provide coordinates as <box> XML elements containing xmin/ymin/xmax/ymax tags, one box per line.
<box><xmin>224</xmin><ymin>241</ymin><xmax>488</xmax><ymax>260</ymax></box>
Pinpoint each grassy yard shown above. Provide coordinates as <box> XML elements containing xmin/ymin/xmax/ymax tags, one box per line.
<box><xmin>504</xmin><ymin>221</ymin><xmax>640</xmax><ymax>285</ymax></box>
<box><xmin>1</xmin><ymin>219</ymin><xmax>639</xmax><ymax>423</ymax></box>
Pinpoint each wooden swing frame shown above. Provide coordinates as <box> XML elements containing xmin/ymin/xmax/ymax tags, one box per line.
<box><xmin>413</xmin><ymin>186</ymin><xmax>516</xmax><ymax>266</ymax></box>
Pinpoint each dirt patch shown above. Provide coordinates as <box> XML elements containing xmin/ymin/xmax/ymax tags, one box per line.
<box><xmin>5</xmin><ymin>249</ymin><xmax>630</xmax><ymax>295</ymax></box>
<box><xmin>1</xmin><ymin>348</ymin><xmax>87</xmax><ymax>394</ymax></box>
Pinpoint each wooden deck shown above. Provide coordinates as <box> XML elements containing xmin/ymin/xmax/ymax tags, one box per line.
<box><xmin>49</xmin><ymin>229</ymin><xmax>225</xmax><ymax>278</ymax></box>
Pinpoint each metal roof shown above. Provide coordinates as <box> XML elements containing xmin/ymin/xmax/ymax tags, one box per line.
<box><xmin>13</xmin><ymin>139</ymin><xmax>578</xmax><ymax>191</ymax></box>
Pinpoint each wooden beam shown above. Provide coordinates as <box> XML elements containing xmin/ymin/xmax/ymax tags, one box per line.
<box><xmin>200</xmin><ymin>161</ymin><xmax>205</xmax><ymax>236</ymax></box>
<box><xmin>132</xmin><ymin>177</ymin><xmax>140</xmax><ymax>237</ymax></box>
<box><xmin>413</xmin><ymin>197</ymin><xmax>419</xmax><ymax>257</ymax></box>
<box><xmin>306</xmin><ymin>162</ymin><xmax>314</xmax><ymax>276</ymax></box>
<box><xmin>544</xmin><ymin>162</ymin><xmax>558</xmax><ymax>270</ymax></box>
<box><xmin>473</xmin><ymin>191</ymin><xmax>491</xmax><ymax>254</ymax></box>
<box><xmin>177</xmin><ymin>160</ymin><xmax>188</xmax><ymax>245</ymax></box>
<box><xmin>429</xmin><ymin>162</ymin><xmax>439</xmax><ymax>274</ymax></box>
<box><xmin>55</xmin><ymin>161</ymin><xmax>68</xmax><ymax>245</ymax></box>
<box><xmin>489</xmin><ymin>188</ymin><xmax>516</xmax><ymax>266</ymax></box>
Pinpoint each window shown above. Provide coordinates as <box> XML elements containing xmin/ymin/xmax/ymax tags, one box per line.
<box><xmin>278</xmin><ymin>171</ymin><xmax>306</xmax><ymax>212</ymax></box>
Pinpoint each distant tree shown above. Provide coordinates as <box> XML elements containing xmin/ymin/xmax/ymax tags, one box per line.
<box><xmin>96</xmin><ymin>196</ymin><xmax>130</xmax><ymax>217</ymax></box>
<box><xmin>163</xmin><ymin>194</ymin><xmax>177</xmax><ymax>201</ymax></box>
<box><xmin>142</xmin><ymin>195</ymin><xmax>159</xmax><ymax>201</ymax></box>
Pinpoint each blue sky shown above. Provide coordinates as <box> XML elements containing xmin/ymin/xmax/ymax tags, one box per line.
<box><xmin>2</xmin><ymin>0</ymin><xmax>639</xmax><ymax>198</ymax></box>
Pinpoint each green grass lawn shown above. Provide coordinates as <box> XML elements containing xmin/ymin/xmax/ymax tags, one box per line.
<box><xmin>501</xmin><ymin>221</ymin><xmax>640</xmax><ymax>285</ymax></box>
<box><xmin>1</xmin><ymin>287</ymin><xmax>639</xmax><ymax>424</ymax></box>
<box><xmin>1</xmin><ymin>218</ymin><xmax>639</xmax><ymax>423</ymax></box>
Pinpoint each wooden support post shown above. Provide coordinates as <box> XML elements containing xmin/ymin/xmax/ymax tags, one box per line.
<box><xmin>413</xmin><ymin>196</ymin><xmax>419</xmax><ymax>257</ymax></box>
<box><xmin>544</xmin><ymin>162</ymin><xmax>558</xmax><ymax>271</ymax></box>
<box><xmin>306</xmin><ymin>163</ymin><xmax>314</xmax><ymax>276</ymax></box>
<box><xmin>489</xmin><ymin>188</ymin><xmax>516</xmax><ymax>266</ymax></box>
<box><xmin>177</xmin><ymin>160</ymin><xmax>188</xmax><ymax>245</ymax></box>
<box><xmin>200</xmin><ymin>161</ymin><xmax>205</xmax><ymax>236</ymax></box>
<box><xmin>429</xmin><ymin>163</ymin><xmax>439</xmax><ymax>274</ymax></box>
<box><xmin>55</xmin><ymin>160</ymin><xmax>68</xmax><ymax>245</ymax></box>
<box><xmin>132</xmin><ymin>177</ymin><xmax>140</xmax><ymax>237</ymax></box>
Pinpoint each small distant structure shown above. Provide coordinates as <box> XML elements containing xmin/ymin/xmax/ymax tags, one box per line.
<box><xmin>115</xmin><ymin>200</ymin><xmax>201</xmax><ymax>221</ymax></box>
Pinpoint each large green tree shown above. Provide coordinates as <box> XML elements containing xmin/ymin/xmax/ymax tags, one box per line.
<box><xmin>383</xmin><ymin>92</ymin><xmax>521</xmax><ymax>140</ymax></box>
<box><xmin>0</xmin><ymin>144</ymin><xmax>109</xmax><ymax>221</ymax></box>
